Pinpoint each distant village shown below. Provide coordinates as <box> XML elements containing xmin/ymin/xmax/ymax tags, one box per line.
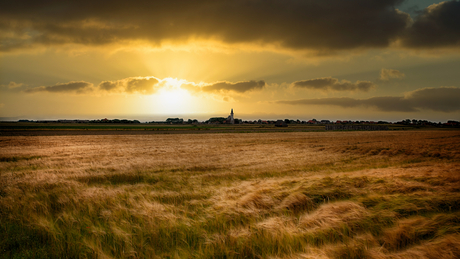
<box><xmin>13</xmin><ymin>107</ymin><xmax>460</xmax><ymax>129</ymax></box>
<box><xmin>15</xmin><ymin>118</ymin><xmax>460</xmax><ymax>127</ymax></box>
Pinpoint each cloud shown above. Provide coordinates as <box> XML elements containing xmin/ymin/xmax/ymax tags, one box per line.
<box><xmin>125</xmin><ymin>77</ymin><xmax>159</xmax><ymax>94</ymax></box>
<box><xmin>0</xmin><ymin>81</ymin><xmax>26</xmax><ymax>92</ymax></box>
<box><xmin>98</xmin><ymin>77</ymin><xmax>160</xmax><ymax>94</ymax></box>
<box><xmin>21</xmin><ymin>76</ymin><xmax>263</xmax><ymax>96</ymax></box>
<box><xmin>0</xmin><ymin>81</ymin><xmax>25</xmax><ymax>91</ymax></box>
<box><xmin>25</xmin><ymin>77</ymin><xmax>161</xmax><ymax>95</ymax></box>
<box><xmin>8</xmin><ymin>82</ymin><xmax>23</xmax><ymax>88</ymax></box>
<box><xmin>276</xmin><ymin>87</ymin><xmax>460</xmax><ymax>112</ymax></box>
<box><xmin>201</xmin><ymin>80</ymin><xmax>266</xmax><ymax>93</ymax></box>
<box><xmin>98</xmin><ymin>81</ymin><xmax>118</xmax><ymax>91</ymax></box>
<box><xmin>380</xmin><ymin>69</ymin><xmax>405</xmax><ymax>81</ymax></box>
<box><xmin>0</xmin><ymin>0</ymin><xmax>412</xmax><ymax>53</ymax></box>
<box><xmin>406</xmin><ymin>86</ymin><xmax>460</xmax><ymax>112</ymax></box>
<box><xmin>23</xmin><ymin>76</ymin><xmax>161</xmax><ymax>95</ymax></box>
<box><xmin>292</xmin><ymin>77</ymin><xmax>375</xmax><ymax>92</ymax></box>
<box><xmin>182</xmin><ymin>80</ymin><xmax>265</xmax><ymax>94</ymax></box>
<box><xmin>277</xmin><ymin>97</ymin><xmax>415</xmax><ymax>112</ymax></box>
<box><xmin>25</xmin><ymin>81</ymin><xmax>93</xmax><ymax>93</ymax></box>
<box><xmin>402</xmin><ymin>1</ymin><xmax>460</xmax><ymax>49</ymax></box>
<box><xmin>5</xmin><ymin>1</ymin><xmax>460</xmax><ymax>53</ymax></box>
<box><xmin>4</xmin><ymin>1</ymin><xmax>460</xmax><ymax>53</ymax></box>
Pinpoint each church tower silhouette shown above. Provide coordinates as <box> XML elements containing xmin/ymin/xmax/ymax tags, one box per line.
<box><xmin>229</xmin><ymin>109</ymin><xmax>234</xmax><ymax>124</ymax></box>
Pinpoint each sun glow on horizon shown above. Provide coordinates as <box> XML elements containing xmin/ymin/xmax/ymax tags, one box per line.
<box><xmin>151</xmin><ymin>78</ymin><xmax>194</xmax><ymax>114</ymax></box>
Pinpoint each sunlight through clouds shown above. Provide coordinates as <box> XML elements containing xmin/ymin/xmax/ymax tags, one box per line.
<box><xmin>1</xmin><ymin>0</ymin><xmax>460</xmax><ymax>121</ymax></box>
<box><xmin>154</xmin><ymin>78</ymin><xmax>194</xmax><ymax>114</ymax></box>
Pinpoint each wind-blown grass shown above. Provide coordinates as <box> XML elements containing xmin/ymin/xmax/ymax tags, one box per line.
<box><xmin>1</xmin><ymin>130</ymin><xmax>459</xmax><ymax>258</ymax></box>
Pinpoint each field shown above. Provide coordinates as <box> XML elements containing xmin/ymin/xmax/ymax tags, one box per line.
<box><xmin>0</xmin><ymin>122</ymin><xmax>430</xmax><ymax>136</ymax></box>
<box><xmin>1</xmin><ymin>130</ymin><xmax>460</xmax><ymax>258</ymax></box>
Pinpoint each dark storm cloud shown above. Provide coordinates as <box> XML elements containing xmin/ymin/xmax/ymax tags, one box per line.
<box><xmin>401</xmin><ymin>1</ymin><xmax>460</xmax><ymax>48</ymax></box>
<box><xmin>0</xmin><ymin>0</ymin><xmax>414</xmax><ymax>53</ymax></box>
<box><xmin>277</xmin><ymin>87</ymin><xmax>460</xmax><ymax>112</ymax></box>
<box><xmin>25</xmin><ymin>81</ymin><xmax>93</xmax><ymax>93</ymax></box>
<box><xmin>202</xmin><ymin>80</ymin><xmax>266</xmax><ymax>93</ymax></box>
<box><xmin>293</xmin><ymin>78</ymin><xmax>375</xmax><ymax>92</ymax></box>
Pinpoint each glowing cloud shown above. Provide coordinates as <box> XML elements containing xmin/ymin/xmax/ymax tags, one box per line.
<box><xmin>181</xmin><ymin>80</ymin><xmax>266</xmax><ymax>95</ymax></box>
<box><xmin>24</xmin><ymin>81</ymin><xmax>94</xmax><ymax>94</ymax></box>
<box><xmin>201</xmin><ymin>80</ymin><xmax>266</xmax><ymax>93</ymax></box>
<box><xmin>22</xmin><ymin>76</ymin><xmax>265</xmax><ymax>98</ymax></box>
<box><xmin>98</xmin><ymin>77</ymin><xmax>161</xmax><ymax>95</ymax></box>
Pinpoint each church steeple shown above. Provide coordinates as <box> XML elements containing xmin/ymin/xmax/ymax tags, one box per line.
<box><xmin>230</xmin><ymin>109</ymin><xmax>234</xmax><ymax>124</ymax></box>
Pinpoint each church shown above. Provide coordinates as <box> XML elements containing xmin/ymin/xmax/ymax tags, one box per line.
<box><xmin>226</xmin><ymin>109</ymin><xmax>234</xmax><ymax>124</ymax></box>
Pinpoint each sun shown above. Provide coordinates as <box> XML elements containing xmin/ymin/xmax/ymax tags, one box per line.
<box><xmin>152</xmin><ymin>78</ymin><xmax>193</xmax><ymax>114</ymax></box>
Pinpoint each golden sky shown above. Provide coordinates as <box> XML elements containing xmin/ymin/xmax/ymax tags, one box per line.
<box><xmin>1</xmin><ymin>0</ymin><xmax>460</xmax><ymax>121</ymax></box>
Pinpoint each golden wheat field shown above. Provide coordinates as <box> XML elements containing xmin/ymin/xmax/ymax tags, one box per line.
<box><xmin>1</xmin><ymin>130</ymin><xmax>460</xmax><ymax>258</ymax></box>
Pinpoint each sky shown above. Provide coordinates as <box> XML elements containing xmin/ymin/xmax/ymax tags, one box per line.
<box><xmin>1</xmin><ymin>0</ymin><xmax>460</xmax><ymax>122</ymax></box>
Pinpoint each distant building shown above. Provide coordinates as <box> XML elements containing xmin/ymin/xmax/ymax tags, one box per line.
<box><xmin>275</xmin><ymin>120</ymin><xmax>288</xmax><ymax>127</ymax></box>
<box><xmin>166</xmin><ymin>118</ymin><xmax>184</xmax><ymax>124</ymax></box>
<box><xmin>208</xmin><ymin>117</ymin><xmax>226</xmax><ymax>124</ymax></box>
<box><xmin>226</xmin><ymin>109</ymin><xmax>234</xmax><ymax>124</ymax></box>
<box><xmin>206</xmin><ymin>109</ymin><xmax>239</xmax><ymax>124</ymax></box>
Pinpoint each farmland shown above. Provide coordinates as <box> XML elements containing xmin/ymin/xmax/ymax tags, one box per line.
<box><xmin>1</xmin><ymin>130</ymin><xmax>460</xmax><ymax>258</ymax></box>
<box><xmin>0</xmin><ymin>122</ymin><xmax>440</xmax><ymax>136</ymax></box>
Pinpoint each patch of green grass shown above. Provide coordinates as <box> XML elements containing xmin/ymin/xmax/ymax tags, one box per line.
<box><xmin>76</xmin><ymin>172</ymin><xmax>151</xmax><ymax>185</ymax></box>
<box><xmin>0</xmin><ymin>156</ymin><xmax>42</xmax><ymax>162</ymax></box>
<box><xmin>381</xmin><ymin>213</ymin><xmax>460</xmax><ymax>252</ymax></box>
<box><xmin>0</xmin><ymin>220</ymin><xmax>71</xmax><ymax>259</ymax></box>
<box><xmin>0</xmin><ymin>124</ymin><xmax>212</xmax><ymax>130</ymax></box>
